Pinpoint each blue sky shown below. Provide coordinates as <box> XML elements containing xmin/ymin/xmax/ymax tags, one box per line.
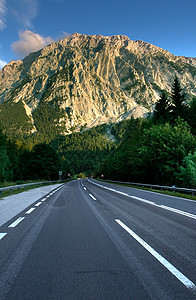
<box><xmin>0</xmin><ymin>0</ymin><xmax>196</xmax><ymax>69</ymax></box>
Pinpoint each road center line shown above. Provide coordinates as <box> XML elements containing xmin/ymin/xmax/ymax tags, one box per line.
<box><xmin>25</xmin><ymin>208</ymin><xmax>36</xmax><ymax>214</ymax></box>
<box><xmin>0</xmin><ymin>233</ymin><xmax>7</xmax><ymax>240</ymax></box>
<box><xmin>89</xmin><ymin>194</ymin><xmax>96</xmax><ymax>201</ymax></box>
<box><xmin>115</xmin><ymin>219</ymin><xmax>196</xmax><ymax>290</ymax></box>
<box><xmin>8</xmin><ymin>217</ymin><xmax>25</xmax><ymax>228</ymax></box>
<box><xmin>35</xmin><ymin>202</ymin><xmax>42</xmax><ymax>207</ymax></box>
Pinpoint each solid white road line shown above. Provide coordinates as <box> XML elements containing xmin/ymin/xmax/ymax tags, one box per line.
<box><xmin>25</xmin><ymin>208</ymin><xmax>36</xmax><ymax>214</ymax></box>
<box><xmin>131</xmin><ymin>196</ymin><xmax>156</xmax><ymax>205</ymax></box>
<box><xmin>89</xmin><ymin>194</ymin><xmax>96</xmax><ymax>201</ymax></box>
<box><xmin>115</xmin><ymin>219</ymin><xmax>196</xmax><ymax>291</ymax></box>
<box><xmin>89</xmin><ymin>181</ymin><xmax>196</xmax><ymax>220</ymax></box>
<box><xmin>0</xmin><ymin>233</ymin><xmax>7</xmax><ymax>240</ymax></box>
<box><xmin>35</xmin><ymin>202</ymin><xmax>42</xmax><ymax>207</ymax></box>
<box><xmin>160</xmin><ymin>205</ymin><xmax>196</xmax><ymax>220</ymax></box>
<box><xmin>9</xmin><ymin>217</ymin><xmax>25</xmax><ymax>228</ymax></box>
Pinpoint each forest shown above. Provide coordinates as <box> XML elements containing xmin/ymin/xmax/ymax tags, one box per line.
<box><xmin>0</xmin><ymin>76</ymin><xmax>196</xmax><ymax>188</ymax></box>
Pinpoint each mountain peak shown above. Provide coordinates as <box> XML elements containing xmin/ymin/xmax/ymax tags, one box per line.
<box><xmin>0</xmin><ymin>33</ymin><xmax>195</xmax><ymax>138</ymax></box>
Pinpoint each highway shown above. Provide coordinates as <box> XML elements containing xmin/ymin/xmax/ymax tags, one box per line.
<box><xmin>0</xmin><ymin>179</ymin><xmax>195</xmax><ymax>299</ymax></box>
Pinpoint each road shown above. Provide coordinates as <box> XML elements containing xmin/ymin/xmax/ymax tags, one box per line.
<box><xmin>0</xmin><ymin>179</ymin><xmax>195</xmax><ymax>299</ymax></box>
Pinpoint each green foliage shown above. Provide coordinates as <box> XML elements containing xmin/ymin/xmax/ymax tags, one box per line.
<box><xmin>187</xmin><ymin>96</ymin><xmax>196</xmax><ymax>135</ymax></box>
<box><xmin>99</xmin><ymin>118</ymin><xmax>196</xmax><ymax>187</ymax></box>
<box><xmin>0</xmin><ymin>75</ymin><xmax>195</xmax><ymax>187</ymax></box>
<box><xmin>152</xmin><ymin>91</ymin><xmax>172</xmax><ymax>124</ymax></box>
<box><xmin>51</xmin><ymin>124</ymin><xmax>116</xmax><ymax>176</ymax></box>
<box><xmin>32</xmin><ymin>99</ymin><xmax>66</xmax><ymax>143</ymax></box>
<box><xmin>31</xmin><ymin>143</ymin><xmax>60</xmax><ymax>180</ymax></box>
<box><xmin>17</xmin><ymin>143</ymin><xmax>60</xmax><ymax>180</ymax></box>
<box><xmin>0</xmin><ymin>100</ymin><xmax>33</xmax><ymax>138</ymax></box>
<box><xmin>170</xmin><ymin>76</ymin><xmax>188</xmax><ymax>121</ymax></box>
<box><xmin>138</xmin><ymin>119</ymin><xmax>195</xmax><ymax>184</ymax></box>
<box><xmin>78</xmin><ymin>172</ymin><xmax>86</xmax><ymax>178</ymax></box>
<box><xmin>152</xmin><ymin>77</ymin><xmax>195</xmax><ymax>136</ymax></box>
<box><xmin>177</xmin><ymin>151</ymin><xmax>196</xmax><ymax>188</ymax></box>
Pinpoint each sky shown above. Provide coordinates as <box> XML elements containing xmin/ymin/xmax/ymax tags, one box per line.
<box><xmin>0</xmin><ymin>0</ymin><xmax>196</xmax><ymax>69</ymax></box>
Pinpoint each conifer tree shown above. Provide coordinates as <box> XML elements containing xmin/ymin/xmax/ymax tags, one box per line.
<box><xmin>152</xmin><ymin>91</ymin><xmax>171</xmax><ymax>124</ymax></box>
<box><xmin>187</xmin><ymin>96</ymin><xmax>196</xmax><ymax>135</ymax></box>
<box><xmin>170</xmin><ymin>76</ymin><xmax>187</xmax><ymax>121</ymax></box>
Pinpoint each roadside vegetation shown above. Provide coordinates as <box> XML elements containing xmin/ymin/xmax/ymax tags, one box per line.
<box><xmin>0</xmin><ymin>76</ymin><xmax>195</xmax><ymax>189</ymax></box>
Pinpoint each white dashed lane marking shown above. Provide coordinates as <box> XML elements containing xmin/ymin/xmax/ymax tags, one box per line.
<box><xmin>89</xmin><ymin>194</ymin><xmax>96</xmax><ymax>201</ymax></box>
<box><xmin>25</xmin><ymin>208</ymin><xmax>36</xmax><ymax>214</ymax></box>
<box><xmin>0</xmin><ymin>233</ymin><xmax>7</xmax><ymax>240</ymax></box>
<box><xmin>8</xmin><ymin>217</ymin><xmax>25</xmax><ymax>228</ymax></box>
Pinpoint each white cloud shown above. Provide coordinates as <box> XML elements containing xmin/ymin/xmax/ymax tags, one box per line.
<box><xmin>0</xmin><ymin>58</ymin><xmax>7</xmax><ymax>69</ymax></box>
<box><xmin>56</xmin><ymin>32</ymin><xmax>71</xmax><ymax>41</ymax></box>
<box><xmin>0</xmin><ymin>0</ymin><xmax>6</xmax><ymax>30</ymax></box>
<box><xmin>11</xmin><ymin>0</ymin><xmax>39</xmax><ymax>28</ymax></box>
<box><xmin>12</xmin><ymin>30</ymin><xmax>54</xmax><ymax>58</ymax></box>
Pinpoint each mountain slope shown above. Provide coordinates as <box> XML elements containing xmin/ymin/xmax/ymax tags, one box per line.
<box><xmin>0</xmin><ymin>33</ymin><xmax>195</xmax><ymax>138</ymax></box>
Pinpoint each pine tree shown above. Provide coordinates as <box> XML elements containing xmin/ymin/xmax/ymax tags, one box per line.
<box><xmin>170</xmin><ymin>76</ymin><xmax>187</xmax><ymax>121</ymax></box>
<box><xmin>152</xmin><ymin>91</ymin><xmax>171</xmax><ymax>124</ymax></box>
<box><xmin>187</xmin><ymin>96</ymin><xmax>196</xmax><ymax>135</ymax></box>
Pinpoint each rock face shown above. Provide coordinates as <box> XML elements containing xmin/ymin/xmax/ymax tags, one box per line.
<box><xmin>0</xmin><ymin>33</ymin><xmax>195</xmax><ymax>136</ymax></box>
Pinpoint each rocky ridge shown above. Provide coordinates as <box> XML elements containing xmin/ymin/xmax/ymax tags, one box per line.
<box><xmin>0</xmin><ymin>33</ymin><xmax>195</xmax><ymax>136</ymax></box>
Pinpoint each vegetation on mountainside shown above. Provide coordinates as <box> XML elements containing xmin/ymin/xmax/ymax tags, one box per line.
<box><xmin>0</xmin><ymin>77</ymin><xmax>196</xmax><ymax>187</ymax></box>
<box><xmin>0</xmin><ymin>100</ymin><xmax>33</xmax><ymax>138</ymax></box>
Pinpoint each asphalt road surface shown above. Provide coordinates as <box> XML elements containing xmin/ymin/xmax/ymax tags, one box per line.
<box><xmin>0</xmin><ymin>179</ymin><xmax>195</xmax><ymax>300</ymax></box>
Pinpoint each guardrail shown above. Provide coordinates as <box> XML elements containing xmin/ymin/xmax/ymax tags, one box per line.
<box><xmin>97</xmin><ymin>179</ymin><xmax>196</xmax><ymax>196</ymax></box>
<box><xmin>0</xmin><ymin>179</ymin><xmax>70</xmax><ymax>196</ymax></box>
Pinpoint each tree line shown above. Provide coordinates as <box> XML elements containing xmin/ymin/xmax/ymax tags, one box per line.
<box><xmin>0</xmin><ymin>76</ymin><xmax>195</xmax><ymax>187</ymax></box>
<box><xmin>98</xmin><ymin>76</ymin><xmax>196</xmax><ymax>188</ymax></box>
<box><xmin>0</xmin><ymin>137</ymin><xmax>61</xmax><ymax>183</ymax></box>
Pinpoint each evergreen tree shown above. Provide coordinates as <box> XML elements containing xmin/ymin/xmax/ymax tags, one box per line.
<box><xmin>152</xmin><ymin>91</ymin><xmax>171</xmax><ymax>124</ymax></box>
<box><xmin>187</xmin><ymin>96</ymin><xmax>196</xmax><ymax>135</ymax></box>
<box><xmin>31</xmin><ymin>143</ymin><xmax>61</xmax><ymax>180</ymax></box>
<box><xmin>170</xmin><ymin>76</ymin><xmax>187</xmax><ymax>121</ymax></box>
<box><xmin>0</xmin><ymin>130</ymin><xmax>12</xmax><ymax>182</ymax></box>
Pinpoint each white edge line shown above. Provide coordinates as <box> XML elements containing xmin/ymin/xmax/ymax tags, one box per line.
<box><xmin>89</xmin><ymin>194</ymin><xmax>96</xmax><ymax>201</ymax></box>
<box><xmin>88</xmin><ymin>179</ymin><xmax>196</xmax><ymax>203</ymax></box>
<box><xmin>88</xmin><ymin>180</ymin><xmax>196</xmax><ymax>220</ymax></box>
<box><xmin>115</xmin><ymin>219</ymin><xmax>196</xmax><ymax>290</ymax></box>
<box><xmin>160</xmin><ymin>205</ymin><xmax>196</xmax><ymax>220</ymax></box>
<box><xmin>0</xmin><ymin>233</ymin><xmax>7</xmax><ymax>240</ymax></box>
<box><xmin>25</xmin><ymin>208</ymin><xmax>36</xmax><ymax>214</ymax></box>
<box><xmin>8</xmin><ymin>217</ymin><xmax>25</xmax><ymax>228</ymax></box>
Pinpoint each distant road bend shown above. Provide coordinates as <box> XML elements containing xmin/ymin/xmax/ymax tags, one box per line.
<box><xmin>0</xmin><ymin>179</ymin><xmax>195</xmax><ymax>299</ymax></box>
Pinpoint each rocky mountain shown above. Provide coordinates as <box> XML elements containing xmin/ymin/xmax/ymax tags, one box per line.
<box><xmin>0</xmin><ymin>33</ymin><xmax>195</xmax><ymax>138</ymax></box>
